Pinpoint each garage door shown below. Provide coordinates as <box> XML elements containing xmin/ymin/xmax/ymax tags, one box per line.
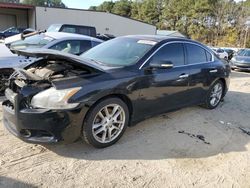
<box><xmin>0</xmin><ymin>14</ymin><xmax>16</xmax><ymax>30</ymax></box>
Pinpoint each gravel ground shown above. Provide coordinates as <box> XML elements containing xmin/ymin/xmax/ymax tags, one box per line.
<box><xmin>0</xmin><ymin>71</ymin><xmax>250</xmax><ymax>188</ymax></box>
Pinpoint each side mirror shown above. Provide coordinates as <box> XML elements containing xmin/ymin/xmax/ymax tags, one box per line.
<box><xmin>149</xmin><ymin>60</ymin><xmax>173</xmax><ymax>69</ymax></box>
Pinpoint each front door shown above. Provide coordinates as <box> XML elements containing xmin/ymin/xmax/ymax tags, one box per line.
<box><xmin>135</xmin><ymin>42</ymin><xmax>190</xmax><ymax>119</ymax></box>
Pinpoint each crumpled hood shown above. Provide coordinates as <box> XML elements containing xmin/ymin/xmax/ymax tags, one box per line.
<box><xmin>13</xmin><ymin>49</ymin><xmax>108</xmax><ymax>72</ymax></box>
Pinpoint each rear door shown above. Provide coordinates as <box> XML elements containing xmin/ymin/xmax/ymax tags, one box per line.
<box><xmin>184</xmin><ymin>43</ymin><xmax>215</xmax><ymax>104</ymax></box>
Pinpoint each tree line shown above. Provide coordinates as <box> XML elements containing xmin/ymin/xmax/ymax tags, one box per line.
<box><xmin>0</xmin><ymin>0</ymin><xmax>249</xmax><ymax>47</ymax></box>
<box><xmin>90</xmin><ymin>0</ymin><xmax>250</xmax><ymax>48</ymax></box>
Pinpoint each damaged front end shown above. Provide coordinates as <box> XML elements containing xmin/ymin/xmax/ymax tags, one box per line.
<box><xmin>2</xmin><ymin>49</ymin><xmax>103</xmax><ymax>143</ymax></box>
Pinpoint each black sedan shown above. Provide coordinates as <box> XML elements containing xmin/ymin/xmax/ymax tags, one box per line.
<box><xmin>0</xmin><ymin>27</ymin><xmax>25</xmax><ymax>39</ymax></box>
<box><xmin>230</xmin><ymin>49</ymin><xmax>250</xmax><ymax>71</ymax></box>
<box><xmin>2</xmin><ymin>35</ymin><xmax>231</xmax><ymax>148</ymax></box>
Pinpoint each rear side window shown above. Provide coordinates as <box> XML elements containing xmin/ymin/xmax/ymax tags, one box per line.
<box><xmin>150</xmin><ymin>43</ymin><xmax>185</xmax><ymax>66</ymax></box>
<box><xmin>78</xmin><ymin>27</ymin><xmax>96</xmax><ymax>37</ymax></box>
<box><xmin>80</xmin><ymin>40</ymin><xmax>92</xmax><ymax>53</ymax></box>
<box><xmin>206</xmin><ymin>51</ymin><xmax>213</xmax><ymax>61</ymax></box>
<box><xmin>61</xmin><ymin>26</ymin><xmax>76</xmax><ymax>34</ymax></box>
<box><xmin>186</xmin><ymin>44</ymin><xmax>207</xmax><ymax>64</ymax></box>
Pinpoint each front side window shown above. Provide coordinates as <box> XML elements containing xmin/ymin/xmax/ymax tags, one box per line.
<box><xmin>150</xmin><ymin>43</ymin><xmax>185</xmax><ymax>66</ymax></box>
<box><xmin>50</xmin><ymin>40</ymin><xmax>82</xmax><ymax>55</ymax></box>
<box><xmin>186</xmin><ymin>44</ymin><xmax>207</xmax><ymax>64</ymax></box>
<box><xmin>81</xmin><ymin>37</ymin><xmax>156</xmax><ymax>66</ymax></box>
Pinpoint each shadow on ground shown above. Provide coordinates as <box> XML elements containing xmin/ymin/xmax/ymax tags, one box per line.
<box><xmin>44</xmin><ymin>90</ymin><xmax>250</xmax><ymax>160</ymax></box>
<box><xmin>0</xmin><ymin>176</ymin><xmax>37</xmax><ymax>188</ymax></box>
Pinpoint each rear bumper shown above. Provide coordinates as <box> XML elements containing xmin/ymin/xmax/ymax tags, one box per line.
<box><xmin>2</xmin><ymin>97</ymin><xmax>89</xmax><ymax>144</ymax></box>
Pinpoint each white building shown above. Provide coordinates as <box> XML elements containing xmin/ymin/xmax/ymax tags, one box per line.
<box><xmin>0</xmin><ymin>2</ymin><xmax>156</xmax><ymax>36</ymax></box>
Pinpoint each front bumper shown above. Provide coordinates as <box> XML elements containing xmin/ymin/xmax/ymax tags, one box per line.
<box><xmin>2</xmin><ymin>91</ymin><xmax>88</xmax><ymax>144</ymax></box>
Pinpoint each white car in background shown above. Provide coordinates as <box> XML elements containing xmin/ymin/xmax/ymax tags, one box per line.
<box><xmin>211</xmin><ymin>48</ymin><xmax>228</xmax><ymax>60</ymax></box>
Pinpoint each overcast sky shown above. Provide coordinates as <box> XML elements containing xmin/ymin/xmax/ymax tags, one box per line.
<box><xmin>62</xmin><ymin>0</ymin><xmax>245</xmax><ymax>10</ymax></box>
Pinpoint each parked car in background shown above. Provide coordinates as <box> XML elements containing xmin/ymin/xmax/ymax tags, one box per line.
<box><xmin>224</xmin><ymin>48</ymin><xmax>235</xmax><ymax>60</ymax></box>
<box><xmin>230</xmin><ymin>48</ymin><xmax>250</xmax><ymax>71</ymax></box>
<box><xmin>2</xmin><ymin>36</ymin><xmax>230</xmax><ymax>148</ymax></box>
<box><xmin>0</xmin><ymin>27</ymin><xmax>25</xmax><ymax>39</ymax></box>
<box><xmin>47</xmin><ymin>24</ymin><xmax>97</xmax><ymax>37</ymax></box>
<box><xmin>96</xmin><ymin>33</ymin><xmax>116</xmax><ymax>41</ymax></box>
<box><xmin>0</xmin><ymin>32</ymin><xmax>103</xmax><ymax>95</ymax></box>
<box><xmin>213</xmin><ymin>48</ymin><xmax>228</xmax><ymax>60</ymax></box>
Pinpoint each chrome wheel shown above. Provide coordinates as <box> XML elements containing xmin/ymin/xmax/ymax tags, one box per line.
<box><xmin>210</xmin><ymin>83</ymin><xmax>223</xmax><ymax>107</ymax></box>
<box><xmin>92</xmin><ymin>104</ymin><xmax>126</xmax><ymax>143</ymax></box>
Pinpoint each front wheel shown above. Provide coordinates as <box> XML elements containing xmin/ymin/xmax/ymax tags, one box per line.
<box><xmin>82</xmin><ymin>97</ymin><xmax>129</xmax><ymax>148</ymax></box>
<box><xmin>203</xmin><ymin>80</ymin><xmax>224</xmax><ymax>109</ymax></box>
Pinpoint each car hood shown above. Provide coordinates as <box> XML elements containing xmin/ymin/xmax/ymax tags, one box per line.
<box><xmin>13</xmin><ymin>49</ymin><xmax>110</xmax><ymax>72</ymax></box>
<box><xmin>234</xmin><ymin>56</ymin><xmax>250</xmax><ymax>63</ymax></box>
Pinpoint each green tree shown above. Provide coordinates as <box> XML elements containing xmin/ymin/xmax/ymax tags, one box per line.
<box><xmin>112</xmin><ymin>0</ymin><xmax>132</xmax><ymax>17</ymax></box>
<box><xmin>22</xmin><ymin>0</ymin><xmax>66</xmax><ymax>8</ymax></box>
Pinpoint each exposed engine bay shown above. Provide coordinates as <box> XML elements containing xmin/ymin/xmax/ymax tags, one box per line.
<box><xmin>4</xmin><ymin>59</ymin><xmax>94</xmax><ymax>98</ymax></box>
<box><xmin>17</xmin><ymin>59</ymin><xmax>90</xmax><ymax>81</ymax></box>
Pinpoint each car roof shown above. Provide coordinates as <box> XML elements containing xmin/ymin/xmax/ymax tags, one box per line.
<box><xmin>44</xmin><ymin>32</ymin><xmax>103</xmax><ymax>42</ymax></box>
<box><xmin>124</xmin><ymin>35</ymin><xmax>199</xmax><ymax>43</ymax></box>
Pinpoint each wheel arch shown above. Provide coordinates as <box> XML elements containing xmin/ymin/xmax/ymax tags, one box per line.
<box><xmin>83</xmin><ymin>93</ymin><xmax>134</xmax><ymax>126</ymax></box>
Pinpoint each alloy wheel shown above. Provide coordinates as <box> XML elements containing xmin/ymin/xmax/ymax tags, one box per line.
<box><xmin>92</xmin><ymin>104</ymin><xmax>126</xmax><ymax>143</ymax></box>
<box><xmin>210</xmin><ymin>83</ymin><xmax>223</xmax><ymax>107</ymax></box>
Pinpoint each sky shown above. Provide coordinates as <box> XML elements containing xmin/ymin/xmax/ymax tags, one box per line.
<box><xmin>62</xmin><ymin>0</ymin><xmax>109</xmax><ymax>9</ymax></box>
<box><xmin>62</xmin><ymin>0</ymin><xmax>244</xmax><ymax>10</ymax></box>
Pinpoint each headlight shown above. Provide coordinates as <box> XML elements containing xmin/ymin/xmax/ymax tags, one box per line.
<box><xmin>31</xmin><ymin>87</ymin><xmax>81</xmax><ymax>109</ymax></box>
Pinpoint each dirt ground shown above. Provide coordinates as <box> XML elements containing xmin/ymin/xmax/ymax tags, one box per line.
<box><xmin>0</xmin><ymin>71</ymin><xmax>250</xmax><ymax>188</ymax></box>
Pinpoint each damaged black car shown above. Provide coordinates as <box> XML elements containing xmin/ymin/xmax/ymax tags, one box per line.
<box><xmin>2</xmin><ymin>36</ymin><xmax>231</xmax><ymax>148</ymax></box>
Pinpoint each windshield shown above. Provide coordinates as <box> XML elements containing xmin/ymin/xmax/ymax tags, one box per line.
<box><xmin>47</xmin><ymin>24</ymin><xmax>61</xmax><ymax>32</ymax></box>
<box><xmin>10</xmin><ymin>34</ymin><xmax>54</xmax><ymax>50</ymax></box>
<box><xmin>81</xmin><ymin>37</ymin><xmax>156</xmax><ymax>66</ymax></box>
<box><xmin>237</xmin><ymin>49</ymin><xmax>250</xmax><ymax>57</ymax></box>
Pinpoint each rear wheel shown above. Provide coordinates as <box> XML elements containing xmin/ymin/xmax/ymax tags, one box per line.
<box><xmin>82</xmin><ymin>97</ymin><xmax>129</xmax><ymax>148</ymax></box>
<box><xmin>203</xmin><ymin>80</ymin><xmax>224</xmax><ymax>109</ymax></box>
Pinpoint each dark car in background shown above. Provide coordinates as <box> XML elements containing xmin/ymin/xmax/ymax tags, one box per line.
<box><xmin>230</xmin><ymin>49</ymin><xmax>250</xmax><ymax>71</ymax></box>
<box><xmin>224</xmin><ymin>48</ymin><xmax>235</xmax><ymax>60</ymax></box>
<box><xmin>2</xmin><ymin>36</ymin><xmax>230</xmax><ymax>148</ymax></box>
<box><xmin>47</xmin><ymin>24</ymin><xmax>97</xmax><ymax>37</ymax></box>
<box><xmin>0</xmin><ymin>27</ymin><xmax>25</xmax><ymax>39</ymax></box>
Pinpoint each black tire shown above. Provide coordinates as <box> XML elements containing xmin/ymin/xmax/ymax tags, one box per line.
<box><xmin>203</xmin><ymin>80</ymin><xmax>224</xmax><ymax>109</ymax></box>
<box><xmin>82</xmin><ymin>97</ymin><xmax>129</xmax><ymax>148</ymax></box>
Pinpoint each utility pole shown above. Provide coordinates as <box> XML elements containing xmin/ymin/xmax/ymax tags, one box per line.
<box><xmin>244</xmin><ymin>26</ymin><xmax>249</xmax><ymax>48</ymax></box>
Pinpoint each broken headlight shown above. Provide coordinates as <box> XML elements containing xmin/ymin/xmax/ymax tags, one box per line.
<box><xmin>31</xmin><ymin>87</ymin><xmax>81</xmax><ymax>109</ymax></box>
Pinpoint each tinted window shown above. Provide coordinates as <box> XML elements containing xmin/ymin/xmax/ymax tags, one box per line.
<box><xmin>78</xmin><ymin>27</ymin><xmax>96</xmax><ymax>37</ymax></box>
<box><xmin>186</xmin><ymin>44</ymin><xmax>207</xmax><ymax>64</ymax></box>
<box><xmin>50</xmin><ymin>40</ymin><xmax>82</xmax><ymax>55</ymax></box>
<box><xmin>92</xmin><ymin>41</ymin><xmax>101</xmax><ymax>47</ymax></box>
<box><xmin>206</xmin><ymin>51</ymin><xmax>213</xmax><ymax>61</ymax></box>
<box><xmin>150</xmin><ymin>43</ymin><xmax>185</xmax><ymax>66</ymax></box>
<box><xmin>61</xmin><ymin>26</ymin><xmax>76</xmax><ymax>34</ymax></box>
<box><xmin>80</xmin><ymin>40</ymin><xmax>92</xmax><ymax>53</ymax></box>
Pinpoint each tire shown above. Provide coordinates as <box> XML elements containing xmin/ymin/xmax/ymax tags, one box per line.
<box><xmin>203</xmin><ymin>80</ymin><xmax>224</xmax><ymax>109</ymax></box>
<box><xmin>82</xmin><ymin>97</ymin><xmax>129</xmax><ymax>148</ymax></box>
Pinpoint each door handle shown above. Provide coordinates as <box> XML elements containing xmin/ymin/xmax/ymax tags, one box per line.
<box><xmin>209</xmin><ymin>69</ymin><xmax>218</xmax><ymax>73</ymax></box>
<box><xmin>179</xmin><ymin>74</ymin><xmax>189</xmax><ymax>79</ymax></box>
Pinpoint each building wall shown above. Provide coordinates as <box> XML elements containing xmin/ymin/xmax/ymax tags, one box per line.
<box><xmin>35</xmin><ymin>7</ymin><xmax>156</xmax><ymax>36</ymax></box>
<box><xmin>0</xmin><ymin>8</ymin><xmax>27</xmax><ymax>30</ymax></box>
<box><xmin>28</xmin><ymin>9</ymin><xmax>35</xmax><ymax>29</ymax></box>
